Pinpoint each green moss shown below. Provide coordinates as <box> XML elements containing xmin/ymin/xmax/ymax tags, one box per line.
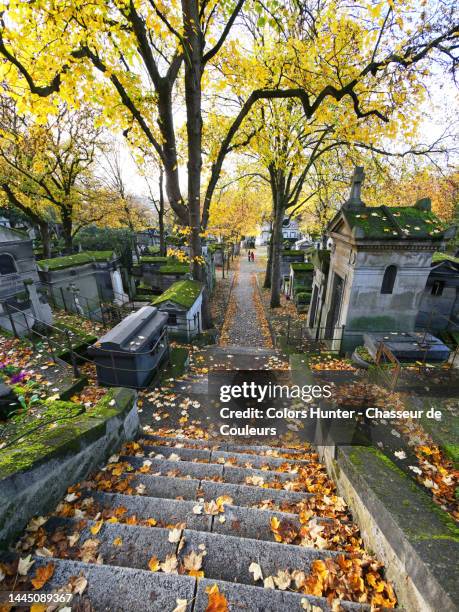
<box><xmin>282</xmin><ymin>249</ymin><xmax>304</xmax><ymax>257</ymax></box>
<box><xmin>158</xmin><ymin>263</ymin><xmax>190</xmax><ymax>275</ymax></box>
<box><xmin>291</xmin><ymin>263</ymin><xmax>314</xmax><ymax>271</ymax></box>
<box><xmin>432</xmin><ymin>251</ymin><xmax>459</xmax><ymax>265</ymax></box>
<box><xmin>38</xmin><ymin>251</ymin><xmax>114</xmax><ymax>271</ymax></box>
<box><xmin>152</xmin><ymin>280</ymin><xmax>202</xmax><ymax>308</ymax></box>
<box><xmin>343</xmin><ymin>205</ymin><xmax>446</xmax><ymax>240</ymax></box>
<box><xmin>0</xmin><ymin>388</ymin><xmax>136</xmax><ymax>479</ymax></box>
<box><xmin>140</xmin><ymin>255</ymin><xmax>169</xmax><ymax>264</ymax></box>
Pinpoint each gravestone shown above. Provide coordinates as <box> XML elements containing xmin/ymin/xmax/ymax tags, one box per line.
<box><xmin>364</xmin><ymin>331</ymin><xmax>451</xmax><ymax>362</ymax></box>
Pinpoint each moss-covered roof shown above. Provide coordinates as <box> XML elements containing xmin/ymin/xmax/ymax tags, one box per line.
<box><xmin>342</xmin><ymin>204</ymin><xmax>447</xmax><ymax>240</ymax></box>
<box><xmin>281</xmin><ymin>249</ymin><xmax>304</xmax><ymax>257</ymax></box>
<box><xmin>38</xmin><ymin>251</ymin><xmax>114</xmax><ymax>271</ymax></box>
<box><xmin>158</xmin><ymin>262</ymin><xmax>190</xmax><ymax>275</ymax></box>
<box><xmin>140</xmin><ymin>255</ymin><xmax>169</xmax><ymax>264</ymax></box>
<box><xmin>432</xmin><ymin>252</ymin><xmax>459</xmax><ymax>265</ymax></box>
<box><xmin>291</xmin><ymin>263</ymin><xmax>314</xmax><ymax>272</ymax></box>
<box><xmin>152</xmin><ymin>280</ymin><xmax>202</xmax><ymax>308</ymax></box>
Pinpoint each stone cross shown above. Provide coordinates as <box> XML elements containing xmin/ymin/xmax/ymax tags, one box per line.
<box><xmin>344</xmin><ymin>166</ymin><xmax>365</xmax><ymax>209</ymax></box>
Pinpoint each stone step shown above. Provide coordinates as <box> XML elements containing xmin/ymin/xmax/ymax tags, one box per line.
<box><xmin>138</xmin><ymin>443</ymin><xmax>313</xmax><ymax>470</ymax></box>
<box><xmin>31</xmin><ymin>556</ymin><xmax>195</xmax><ymax>612</ymax></box>
<box><xmin>120</xmin><ymin>456</ymin><xmax>309</xmax><ymax>488</ymax></box>
<box><xmin>124</xmin><ymin>474</ymin><xmax>313</xmax><ymax>508</ymax></box>
<box><xmin>31</xmin><ymin>556</ymin><xmax>369</xmax><ymax>611</ymax></box>
<box><xmin>41</xmin><ymin>518</ymin><xmax>342</xmax><ymax>586</ymax></box>
<box><xmin>195</xmin><ymin>577</ymin><xmax>369</xmax><ymax>612</ymax></box>
<box><xmin>82</xmin><ymin>490</ymin><xmax>329</xmax><ymax>543</ymax></box>
<box><xmin>139</xmin><ymin>433</ymin><xmax>312</xmax><ymax>458</ymax></box>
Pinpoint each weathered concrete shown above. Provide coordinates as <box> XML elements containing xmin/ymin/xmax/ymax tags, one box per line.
<box><xmin>130</xmin><ymin>474</ymin><xmax>201</xmax><ymax>499</ymax></box>
<box><xmin>33</xmin><ymin>556</ymin><xmax>195</xmax><ymax>611</ymax></box>
<box><xmin>196</xmin><ymin>578</ymin><xmax>369</xmax><ymax>611</ymax></box>
<box><xmin>141</xmin><ymin>443</ymin><xmax>212</xmax><ymax>462</ymax></box>
<box><xmin>91</xmin><ymin>491</ymin><xmax>213</xmax><ymax>531</ymax></box>
<box><xmin>179</xmin><ymin>529</ymin><xmax>338</xmax><ymax>585</ymax></box>
<box><xmin>200</xmin><ymin>480</ymin><xmax>312</xmax><ymax>507</ymax></box>
<box><xmin>0</xmin><ymin>388</ymin><xmax>138</xmax><ymax>549</ymax></box>
<box><xmin>211</xmin><ymin>449</ymin><xmax>311</xmax><ymax>469</ymax></box>
<box><xmin>121</xmin><ymin>456</ymin><xmax>224</xmax><ymax>480</ymax></box>
<box><xmin>319</xmin><ymin>444</ymin><xmax>459</xmax><ymax>612</ymax></box>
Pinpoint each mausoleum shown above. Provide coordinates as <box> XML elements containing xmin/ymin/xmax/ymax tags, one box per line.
<box><xmin>152</xmin><ymin>279</ymin><xmax>203</xmax><ymax>341</ymax></box>
<box><xmin>0</xmin><ymin>226</ymin><xmax>52</xmax><ymax>335</ymax></box>
<box><xmin>309</xmin><ymin>167</ymin><xmax>455</xmax><ymax>352</ymax></box>
<box><xmin>38</xmin><ymin>251</ymin><xmax>128</xmax><ymax>319</ymax></box>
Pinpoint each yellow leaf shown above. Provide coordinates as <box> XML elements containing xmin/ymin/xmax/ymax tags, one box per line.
<box><xmin>148</xmin><ymin>556</ymin><xmax>160</xmax><ymax>572</ymax></box>
<box><xmin>90</xmin><ymin>520</ymin><xmax>103</xmax><ymax>535</ymax></box>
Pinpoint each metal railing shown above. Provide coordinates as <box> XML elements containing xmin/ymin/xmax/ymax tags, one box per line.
<box><xmin>284</xmin><ymin>317</ymin><xmax>345</xmax><ymax>353</ymax></box>
<box><xmin>41</xmin><ymin>284</ymin><xmax>138</xmax><ymax>327</ymax></box>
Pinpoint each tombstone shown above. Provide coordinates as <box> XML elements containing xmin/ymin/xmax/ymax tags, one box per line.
<box><xmin>38</xmin><ymin>251</ymin><xmax>128</xmax><ymax>320</ymax></box>
<box><xmin>88</xmin><ymin>305</ymin><xmax>168</xmax><ymax>388</ymax></box>
<box><xmin>289</xmin><ymin>263</ymin><xmax>314</xmax><ymax>311</ymax></box>
<box><xmin>0</xmin><ymin>226</ymin><xmax>52</xmax><ymax>336</ymax></box>
<box><xmin>152</xmin><ymin>280</ymin><xmax>203</xmax><ymax>341</ymax></box>
<box><xmin>364</xmin><ymin>331</ymin><xmax>451</xmax><ymax>362</ymax></box>
<box><xmin>280</xmin><ymin>249</ymin><xmax>304</xmax><ymax>278</ymax></box>
<box><xmin>311</xmin><ymin>166</ymin><xmax>456</xmax><ymax>352</ymax></box>
<box><xmin>138</xmin><ymin>257</ymin><xmax>191</xmax><ymax>295</ymax></box>
<box><xmin>135</xmin><ymin>228</ymin><xmax>161</xmax><ymax>250</ymax></box>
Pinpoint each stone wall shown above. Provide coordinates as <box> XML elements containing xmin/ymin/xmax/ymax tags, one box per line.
<box><xmin>0</xmin><ymin>387</ymin><xmax>138</xmax><ymax>548</ymax></box>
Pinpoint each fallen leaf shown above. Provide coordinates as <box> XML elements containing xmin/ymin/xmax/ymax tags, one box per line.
<box><xmin>113</xmin><ymin>537</ymin><xmax>123</xmax><ymax>547</ymax></box>
<box><xmin>148</xmin><ymin>556</ymin><xmax>160</xmax><ymax>572</ymax></box>
<box><xmin>173</xmin><ymin>599</ymin><xmax>188</xmax><ymax>612</ymax></box>
<box><xmin>168</xmin><ymin>528</ymin><xmax>182</xmax><ymax>543</ymax></box>
<box><xmin>90</xmin><ymin>520</ymin><xmax>103</xmax><ymax>535</ymax></box>
<box><xmin>205</xmin><ymin>583</ymin><xmax>228</xmax><ymax>612</ymax></box>
<box><xmin>31</xmin><ymin>563</ymin><xmax>55</xmax><ymax>589</ymax></box>
<box><xmin>249</xmin><ymin>561</ymin><xmax>263</xmax><ymax>582</ymax></box>
<box><xmin>160</xmin><ymin>554</ymin><xmax>178</xmax><ymax>574</ymax></box>
<box><xmin>18</xmin><ymin>555</ymin><xmax>34</xmax><ymax>576</ymax></box>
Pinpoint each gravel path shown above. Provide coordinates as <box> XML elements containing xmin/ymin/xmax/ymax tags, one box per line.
<box><xmin>224</xmin><ymin>250</ymin><xmax>268</xmax><ymax>348</ymax></box>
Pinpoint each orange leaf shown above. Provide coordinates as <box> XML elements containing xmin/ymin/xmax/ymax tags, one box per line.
<box><xmin>205</xmin><ymin>584</ymin><xmax>228</xmax><ymax>612</ymax></box>
<box><xmin>31</xmin><ymin>563</ymin><xmax>55</xmax><ymax>590</ymax></box>
<box><xmin>148</xmin><ymin>556</ymin><xmax>160</xmax><ymax>572</ymax></box>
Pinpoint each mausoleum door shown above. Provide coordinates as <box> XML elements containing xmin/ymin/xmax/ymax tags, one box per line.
<box><xmin>325</xmin><ymin>273</ymin><xmax>344</xmax><ymax>340</ymax></box>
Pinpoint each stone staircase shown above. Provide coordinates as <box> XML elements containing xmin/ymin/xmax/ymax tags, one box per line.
<box><xmin>16</xmin><ymin>433</ymin><xmax>387</xmax><ymax>611</ymax></box>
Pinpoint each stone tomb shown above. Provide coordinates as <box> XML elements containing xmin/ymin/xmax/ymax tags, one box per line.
<box><xmin>0</xmin><ymin>226</ymin><xmax>52</xmax><ymax>335</ymax></box>
<box><xmin>416</xmin><ymin>252</ymin><xmax>459</xmax><ymax>331</ymax></box>
<box><xmin>364</xmin><ymin>331</ymin><xmax>451</xmax><ymax>362</ymax></box>
<box><xmin>38</xmin><ymin>251</ymin><xmax>128</xmax><ymax>319</ymax></box>
<box><xmin>309</xmin><ymin>166</ymin><xmax>456</xmax><ymax>352</ymax></box>
<box><xmin>88</xmin><ymin>305</ymin><xmax>168</xmax><ymax>388</ymax></box>
<box><xmin>152</xmin><ymin>280</ymin><xmax>203</xmax><ymax>341</ymax></box>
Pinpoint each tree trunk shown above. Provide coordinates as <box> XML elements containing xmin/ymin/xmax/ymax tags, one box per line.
<box><xmin>39</xmin><ymin>221</ymin><xmax>51</xmax><ymax>258</ymax></box>
<box><xmin>182</xmin><ymin>0</ymin><xmax>212</xmax><ymax>328</ymax></box>
<box><xmin>158</xmin><ymin>168</ymin><xmax>166</xmax><ymax>256</ymax></box>
<box><xmin>264</xmin><ymin>234</ymin><xmax>273</xmax><ymax>288</ymax></box>
<box><xmin>270</xmin><ymin>203</ymin><xmax>285</xmax><ymax>309</ymax></box>
<box><xmin>157</xmin><ymin>83</ymin><xmax>188</xmax><ymax>225</ymax></box>
<box><xmin>61</xmin><ymin>210</ymin><xmax>73</xmax><ymax>254</ymax></box>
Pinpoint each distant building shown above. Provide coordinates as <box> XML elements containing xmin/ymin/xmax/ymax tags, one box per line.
<box><xmin>255</xmin><ymin>217</ymin><xmax>301</xmax><ymax>246</ymax></box>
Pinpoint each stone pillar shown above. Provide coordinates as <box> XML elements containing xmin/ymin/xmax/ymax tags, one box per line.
<box><xmin>111</xmin><ymin>268</ymin><xmax>129</xmax><ymax>305</ymax></box>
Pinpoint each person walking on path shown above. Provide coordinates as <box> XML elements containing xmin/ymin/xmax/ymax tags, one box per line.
<box><xmin>251</xmin><ymin>251</ymin><xmax>255</xmax><ymax>262</ymax></box>
<box><xmin>247</xmin><ymin>250</ymin><xmax>252</xmax><ymax>262</ymax></box>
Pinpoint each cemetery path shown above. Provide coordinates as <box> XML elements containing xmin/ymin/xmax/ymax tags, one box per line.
<box><xmin>220</xmin><ymin>250</ymin><xmax>272</xmax><ymax>348</ymax></box>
